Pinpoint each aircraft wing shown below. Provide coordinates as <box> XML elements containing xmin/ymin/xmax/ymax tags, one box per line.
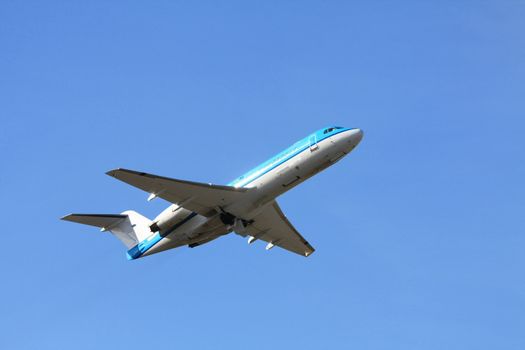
<box><xmin>106</xmin><ymin>168</ymin><xmax>250</xmax><ymax>217</ymax></box>
<box><xmin>244</xmin><ymin>201</ymin><xmax>315</xmax><ymax>257</ymax></box>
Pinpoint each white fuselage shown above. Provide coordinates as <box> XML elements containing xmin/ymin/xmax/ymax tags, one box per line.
<box><xmin>143</xmin><ymin>128</ymin><xmax>363</xmax><ymax>256</ymax></box>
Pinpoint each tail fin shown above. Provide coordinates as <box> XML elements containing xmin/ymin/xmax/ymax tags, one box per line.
<box><xmin>61</xmin><ymin>210</ymin><xmax>153</xmax><ymax>248</ymax></box>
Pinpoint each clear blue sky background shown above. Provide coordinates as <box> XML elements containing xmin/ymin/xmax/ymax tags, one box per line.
<box><xmin>1</xmin><ymin>1</ymin><xmax>524</xmax><ymax>349</ymax></box>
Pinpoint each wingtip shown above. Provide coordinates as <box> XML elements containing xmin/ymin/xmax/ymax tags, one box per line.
<box><xmin>105</xmin><ymin>168</ymin><xmax>121</xmax><ymax>177</ymax></box>
<box><xmin>304</xmin><ymin>249</ymin><xmax>315</xmax><ymax>257</ymax></box>
<box><xmin>60</xmin><ymin>214</ymin><xmax>73</xmax><ymax>221</ymax></box>
<box><xmin>106</xmin><ymin>168</ymin><xmax>141</xmax><ymax>177</ymax></box>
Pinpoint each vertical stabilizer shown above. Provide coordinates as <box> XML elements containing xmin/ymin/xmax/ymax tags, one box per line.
<box><xmin>119</xmin><ymin>210</ymin><xmax>152</xmax><ymax>242</ymax></box>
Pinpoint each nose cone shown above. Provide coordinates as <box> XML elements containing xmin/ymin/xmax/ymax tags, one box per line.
<box><xmin>352</xmin><ymin>129</ymin><xmax>363</xmax><ymax>145</ymax></box>
<box><xmin>337</xmin><ymin>128</ymin><xmax>363</xmax><ymax>153</ymax></box>
<box><xmin>349</xmin><ymin>128</ymin><xmax>364</xmax><ymax>145</ymax></box>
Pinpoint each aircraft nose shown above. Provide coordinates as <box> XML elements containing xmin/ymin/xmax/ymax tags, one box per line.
<box><xmin>350</xmin><ymin>128</ymin><xmax>363</xmax><ymax>145</ymax></box>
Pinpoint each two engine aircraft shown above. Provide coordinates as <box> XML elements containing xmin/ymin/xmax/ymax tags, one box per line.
<box><xmin>62</xmin><ymin>126</ymin><xmax>363</xmax><ymax>259</ymax></box>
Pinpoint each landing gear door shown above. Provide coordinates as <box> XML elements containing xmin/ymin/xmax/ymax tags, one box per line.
<box><xmin>309</xmin><ymin>134</ymin><xmax>319</xmax><ymax>152</ymax></box>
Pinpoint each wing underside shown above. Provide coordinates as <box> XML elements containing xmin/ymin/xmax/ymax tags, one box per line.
<box><xmin>106</xmin><ymin>168</ymin><xmax>250</xmax><ymax>217</ymax></box>
<box><xmin>243</xmin><ymin>201</ymin><xmax>315</xmax><ymax>257</ymax></box>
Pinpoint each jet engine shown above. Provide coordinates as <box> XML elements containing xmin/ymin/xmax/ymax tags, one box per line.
<box><xmin>150</xmin><ymin>204</ymin><xmax>192</xmax><ymax>233</ymax></box>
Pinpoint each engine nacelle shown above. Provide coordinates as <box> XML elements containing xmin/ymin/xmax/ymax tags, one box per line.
<box><xmin>150</xmin><ymin>204</ymin><xmax>192</xmax><ymax>234</ymax></box>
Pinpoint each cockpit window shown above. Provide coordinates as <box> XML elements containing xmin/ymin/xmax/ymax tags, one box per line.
<box><xmin>323</xmin><ymin>127</ymin><xmax>336</xmax><ymax>134</ymax></box>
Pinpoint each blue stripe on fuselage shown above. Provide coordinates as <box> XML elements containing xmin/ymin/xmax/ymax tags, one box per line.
<box><xmin>228</xmin><ymin>126</ymin><xmax>352</xmax><ymax>188</ymax></box>
<box><xmin>126</xmin><ymin>232</ymin><xmax>162</xmax><ymax>260</ymax></box>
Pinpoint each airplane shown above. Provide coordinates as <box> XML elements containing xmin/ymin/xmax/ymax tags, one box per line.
<box><xmin>62</xmin><ymin>126</ymin><xmax>363</xmax><ymax>260</ymax></box>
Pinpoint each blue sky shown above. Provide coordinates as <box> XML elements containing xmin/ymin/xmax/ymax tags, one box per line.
<box><xmin>1</xmin><ymin>1</ymin><xmax>524</xmax><ymax>349</ymax></box>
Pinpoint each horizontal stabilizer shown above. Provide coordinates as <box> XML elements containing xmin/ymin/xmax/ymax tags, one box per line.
<box><xmin>61</xmin><ymin>214</ymin><xmax>127</xmax><ymax>229</ymax></box>
<box><xmin>106</xmin><ymin>168</ymin><xmax>251</xmax><ymax>217</ymax></box>
<box><xmin>61</xmin><ymin>211</ymin><xmax>153</xmax><ymax>249</ymax></box>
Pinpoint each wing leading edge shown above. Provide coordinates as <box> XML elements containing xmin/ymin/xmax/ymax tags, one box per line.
<box><xmin>106</xmin><ymin>168</ymin><xmax>251</xmax><ymax>217</ymax></box>
<box><xmin>243</xmin><ymin>201</ymin><xmax>315</xmax><ymax>257</ymax></box>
